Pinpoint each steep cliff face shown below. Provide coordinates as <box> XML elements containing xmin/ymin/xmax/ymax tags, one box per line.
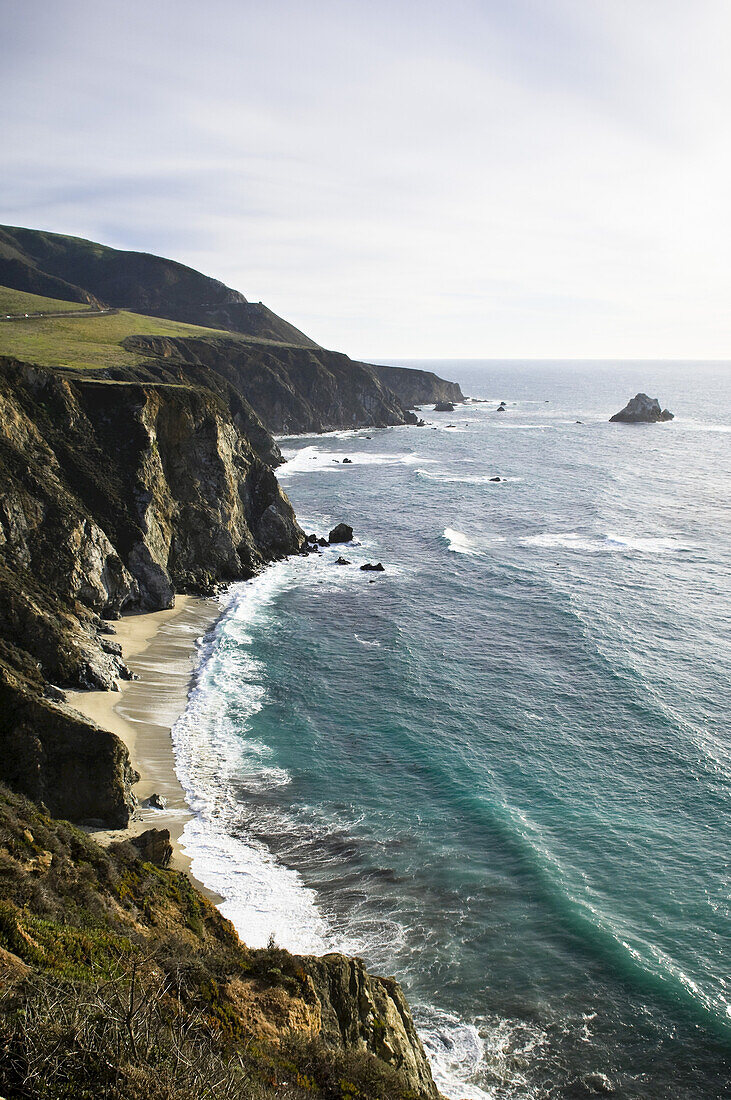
<box><xmin>371</xmin><ymin>363</ymin><xmax>465</xmax><ymax>407</ymax></box>
<box><xmin>301</xmin><ymin>953</ymin><xmax>438</xmax><ymax>1096</ymax></box>
<box><xmin>0</xmin><ymin>355</ymin><xmax>303</xmax><ymax>824</ymax></box>
<box><xmin>121</xmin><ymin>334</ymin><xmax>420</xmax><ymax>434</ymax></box>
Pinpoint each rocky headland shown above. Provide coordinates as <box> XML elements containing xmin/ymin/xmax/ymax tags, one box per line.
<box><xmin>0</xmin><ymin>227</ymin><xmax>458</xmax><ymax>1099</ymax></box>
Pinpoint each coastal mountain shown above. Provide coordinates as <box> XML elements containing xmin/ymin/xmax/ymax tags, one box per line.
<box><xmin>0</xmin><ymin>225</ymin><xmax>464</xmax><ymax>429</ymax></box>
<box><xmin>0</xmin><ymin>224</ymin><xmax>319</xmax><ymax>346</ymax></box>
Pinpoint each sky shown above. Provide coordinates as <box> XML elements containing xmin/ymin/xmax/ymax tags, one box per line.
<box><xmin>2</xmin><ymin>0</ymin><xmax>730</xmax><ymax>359</ymax></box>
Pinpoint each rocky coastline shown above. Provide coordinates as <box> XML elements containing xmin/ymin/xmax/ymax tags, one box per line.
<box><xmin>0</xmin><ymin>226</ymin><xmax>464</xmax><ymax>1099</ymax></box>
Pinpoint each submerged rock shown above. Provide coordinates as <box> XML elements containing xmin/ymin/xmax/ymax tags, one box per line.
<box><xmin>328</xmin><ymin>523</ymin><xmax>353</xmax><ymax>544</ymax></box>
<box><xmin>610</xmin><ymin>393</ymin><xmax>674</xmax><ymax>423</ymax></box>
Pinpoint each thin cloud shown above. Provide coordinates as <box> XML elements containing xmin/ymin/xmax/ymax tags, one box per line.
<box><xmin>2</xmin><ymin>0</ymin><xmax>730</xmax><ymax>357</ymax></box>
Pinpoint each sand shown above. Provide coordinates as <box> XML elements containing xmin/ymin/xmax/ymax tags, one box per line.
<box><xmin>66</xmin><ymin>594</ymin><xmax>222</xmax><ymax>899</ymax></box>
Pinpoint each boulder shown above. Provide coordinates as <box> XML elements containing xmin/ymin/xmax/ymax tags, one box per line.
<box><xmin>490</xmin><ymin>476</ymin><xmax>501</xmax><ymax>482</ymax></box>
<box><xmin>609</xmin><ymin>393</ymin><xmax>674</xmax><ymax>423</ymax></box>
<box><xmin>328</xmin><ymin>523</ymin><xmax>353</xmax><ymax>544</ymax></box>
<box><xmin>434</xmin><ymin>401</ymin><xmax>455</xmax><ymax>412</ymax></box>
<box><xmin>342</xmin><ymin>457</ymin><xmax>353</xmax><ymax>464</ymax></box>
<box><xmin>130</xmin><ymin>827</ymin><xmax>173</xmax><ymax>868</ymax></box>
<box><xmin>334</xmin><ymin>556</ymin><xmax>351</xmax><ymax>565</ymax></box>
<box><xmin>360</xmin><ymin>562</ymin><xmax>385</xmax><ymax>572</ymax></box>
<box><xmin>143</xmin><ymin>792</ymin><xmax>167</xmax><ymax>810</ymax></box>
<box><xmin>317</xmin><ymin>537</ymin><xmax>328</xmax><ymax>547</ymax></box>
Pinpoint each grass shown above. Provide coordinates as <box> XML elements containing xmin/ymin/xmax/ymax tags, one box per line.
<box><xmin>0</xmin><ymin>299</ymin><xmax>231</xmax><ymax>370</ymax></box>
<box><xmin>0</xmin><ymin>285</ymin><xmax>98</xmax><ymax>317</ymax></box>
<box><xmin>0</xmin><ymin>285</ymin><xmax>297</xmax><ymax>370</ymax></box>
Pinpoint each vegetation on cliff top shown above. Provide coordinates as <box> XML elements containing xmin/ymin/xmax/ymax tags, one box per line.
<box><xmin>0</xmin><ymin>786</ymin><xmax>437</xmax><ymax>1100</ymax></box>
<box><xmin>0</xmin><ymin>286</ymin><xmax>287</xmax><ymax>371</ymax></box>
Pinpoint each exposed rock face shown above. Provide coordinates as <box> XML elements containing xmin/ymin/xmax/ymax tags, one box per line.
<box><xmin>299</xmin><ymin>953</ymin><xmax>439</xmax><ymax>1097</ymax></box>
<box><xmin>610</xmin><ymin>393</ymin><xmax>674</xmax><ymax>423</ymax></box>
<box><xmin>130</xmin><ymin>827</ymin><xmax>173</xmax><ymax>867</ymax></box>
<box><xmin>371</xmin><ymin>362</ymin><xmax>465</xmax><ymax>407</ymax></box>
<box><xmin>0</xmin><ymin>355</ymin><xmax>303</xmax><ymax>823</ymax></box>
<box><xmin>0</xmin><ymin>663</ymin><xmax>138</xmax><ymax>826</ymax></box>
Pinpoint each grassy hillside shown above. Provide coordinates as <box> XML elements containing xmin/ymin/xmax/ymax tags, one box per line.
<box><xmin>0</xmin><ymin>225</ymin><xmax>319</xmax><ymax>347</ymax></box>
<box><xmin>0</xmin><ymin>286</ymin><xmax>102</xmax><ymax>317</ymax></box>
<box><xmin>0</xmin><ymin>291</ymin><xmax>288</xmax><ymax>370</ymax></box>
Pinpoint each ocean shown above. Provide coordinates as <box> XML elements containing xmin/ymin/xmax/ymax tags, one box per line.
<box><xmin>172</xmin><ymin>361</ymin><xmax>730</xmax><ymax>1098</ymax></box>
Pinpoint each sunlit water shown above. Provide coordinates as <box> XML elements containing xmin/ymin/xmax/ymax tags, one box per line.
<box><xmin>173</xmin><ymin>362</ymin><xmax>730</xmax><ymax>1098</ymax></box>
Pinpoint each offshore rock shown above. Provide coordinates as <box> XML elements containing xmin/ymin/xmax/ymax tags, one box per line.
<box><xmin>610</xmin><ymin>393</ymin><xmax>674</xmax><ymax>423</ymax></box>
<box><xmin>328</xmin><ymin>523</ymin><xmax>353</xmax><ymax>544</ymax></box>
<box><xmin>360</xmin><ymin>562</ymin><xmax>385</xmax><ymax>572</ymax></box>
<box><xmin>434</xmin><ymin>401</ymin><xmax>455</xmax><ymax>412</ymax></box>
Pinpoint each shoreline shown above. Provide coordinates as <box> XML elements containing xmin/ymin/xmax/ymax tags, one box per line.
<box><xmin>67</xmin><ymin>594</ymin><xmax>223</xmax><ymax>901</ymax></box>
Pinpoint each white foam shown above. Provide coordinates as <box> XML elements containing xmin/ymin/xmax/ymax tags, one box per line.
<box><xmin>413</xmin><ymin>1004</ymin><xmax>548</xmax><ymax>1100</ymax></box>
<box><xmin>443</xmin><ymin>528</ymin><xmax>483</xmax><ymax>556</ymax></box>
<box><xmin>520</xmin><ymin>531</ymin><xmax>691</xmax><ymax>554</ymax></box>
<box><xmin>279</xmin><ymin>446</ymin><xmax>431</xmax><ymax>477</ymax></box>
<box><xmin>418</xmin><ymin>469</ymin><xmax>519</xmax><ymax>486</ymax></box>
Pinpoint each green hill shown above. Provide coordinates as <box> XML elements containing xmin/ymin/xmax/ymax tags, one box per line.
<box><xmin>0</xmin><ymin>225</ymin><xmax>319</xmax><ymax>347</ymax></box>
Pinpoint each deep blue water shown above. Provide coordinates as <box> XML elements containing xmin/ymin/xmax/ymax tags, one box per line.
<box><xmin>173</xmin><ymin>362</ymin><xmax>730</xmax><ymax>1098</ymax></box>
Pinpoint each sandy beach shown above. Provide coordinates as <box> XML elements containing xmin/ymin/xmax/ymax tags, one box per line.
<box><xmin>67</xmin><ymin>594</ymin><xmax>222</xmax><ymax>897</ymax></box>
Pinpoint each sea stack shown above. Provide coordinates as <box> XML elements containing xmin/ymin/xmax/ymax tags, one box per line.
<box><xmin>610</xmin><ymin>393</ymin><xmax>674</xmax><ymax>423</ymax></box>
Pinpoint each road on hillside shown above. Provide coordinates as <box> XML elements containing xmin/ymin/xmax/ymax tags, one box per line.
<box><xmin>0</xmin><ymin>308</ymin><xmax>117</xmax><ymax>322</ymax></box>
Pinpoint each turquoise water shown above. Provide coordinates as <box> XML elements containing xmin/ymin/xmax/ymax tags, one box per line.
<box><xmin>173</xmin><ymin>362</ymin><xmax>730</xmax><ymax>1098</ymax></box>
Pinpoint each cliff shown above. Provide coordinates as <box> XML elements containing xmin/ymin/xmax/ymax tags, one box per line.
<box><xmin>0</xmin><ymin>225</ymin><xmax>463</xmax><ymax>419</ymax></box>
<box><xmin>0</xmin><ymin>355</ymin><xmax>303</xmax><ymax>825</ymax></box>
<box><xmin>370</xmin><ymin>363</ymin><xmax>464</xmax><ymax>407</ymax></box>
<box><xmin>0</xmin><ymin>785</ymin><xmax>439</xmax><ymax>1099</ymax></box>
<box><xmin>120</xmin><ymin>334</ymin><xmax>420</xmax><ymax>434</ymax></box>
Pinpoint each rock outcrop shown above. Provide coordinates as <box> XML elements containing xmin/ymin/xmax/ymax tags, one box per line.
<box><xmin>300</xmin><ymin>953</ymin><xmax>438</xmax><ymax>1097</ymax></box>
<box><xmin>610</xmin><ymin>393</ymin><xmax>674</xmax><ymax>423</ymax></box>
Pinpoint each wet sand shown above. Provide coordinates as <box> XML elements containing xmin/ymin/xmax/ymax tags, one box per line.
<box><xmin>67</xmin><ymin>594</ymin><xmax>222</xmax><ymax>899</ymax></box>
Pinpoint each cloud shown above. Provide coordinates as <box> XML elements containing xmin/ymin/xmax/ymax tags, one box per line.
<box><xmin>2</xmin><ymin>0</ymin><xmax>730</xmax><ymax>357</ymax></box>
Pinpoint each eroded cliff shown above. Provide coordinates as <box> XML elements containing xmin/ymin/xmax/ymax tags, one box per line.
<box><xmin>0</xmin><ymin>355</ymin><xmax>303</xmax><ymax>825</ymax></box>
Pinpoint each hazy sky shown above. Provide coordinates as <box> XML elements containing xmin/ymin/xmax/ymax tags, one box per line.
<box><xmin>3</xmin><ymin>0</ymin><xmax>730</xmax><ymax>358</ymax></box>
